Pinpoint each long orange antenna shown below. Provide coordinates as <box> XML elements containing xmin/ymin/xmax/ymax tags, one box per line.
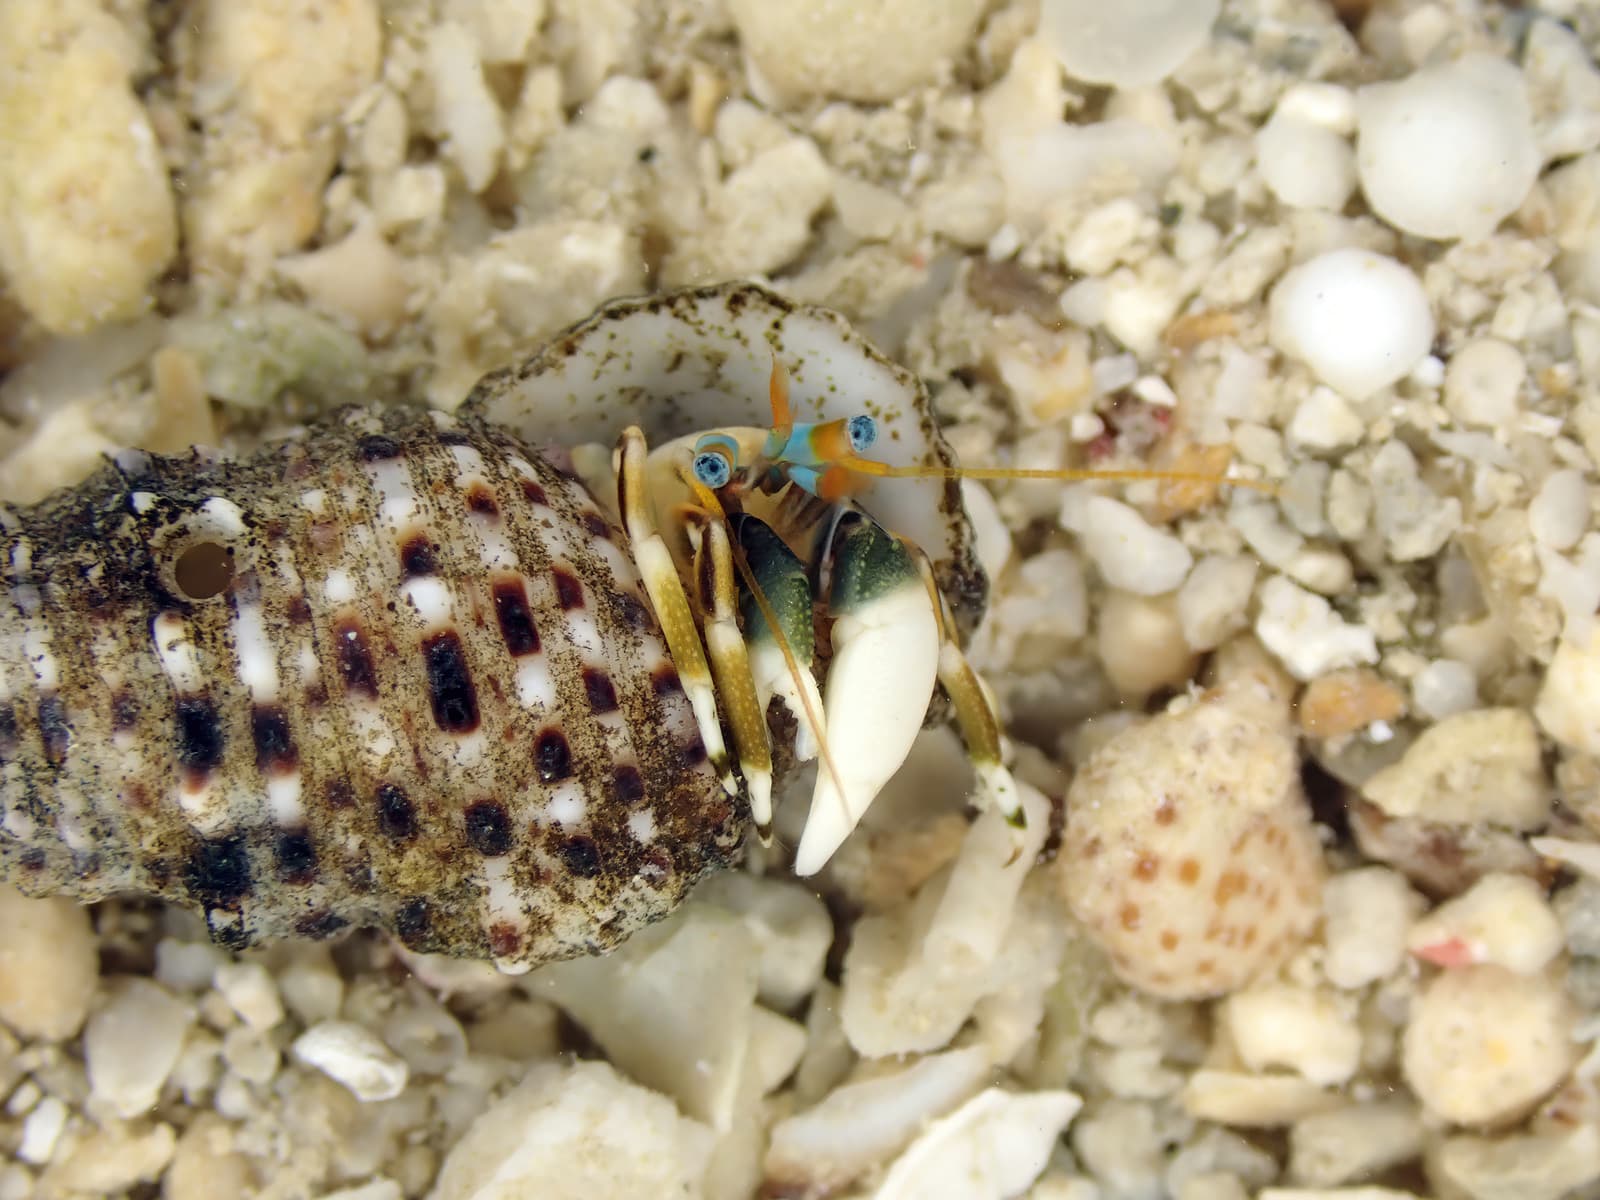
<box><xmin>837</xmin><ymin>458</ymin><xmax>1280</xmax><ymax>495</ymax></box>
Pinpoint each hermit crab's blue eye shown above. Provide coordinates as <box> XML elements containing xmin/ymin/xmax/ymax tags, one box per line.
<box><xmin>691</xmin><ymin>433</ymin><xmax>741</xmax><ymax>490</ymax></box>
<box><xmin>847</xmin><ymin>415</ymin><xmax>877</xmax><ymax>454</ymax></box>
<box><xmin>693</xmin><ymin>450</ymin><xmax>732</xmax><ymax>489</ymax></box>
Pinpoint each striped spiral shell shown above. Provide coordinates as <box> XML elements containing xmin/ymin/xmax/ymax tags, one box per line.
<box><xmin>0</xmin><ymin>404</ymin><xmax>742</xmax><ymax>970</ymax></box>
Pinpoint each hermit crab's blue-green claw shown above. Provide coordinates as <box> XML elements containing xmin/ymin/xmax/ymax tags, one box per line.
<box><xmin>792</xmin><ymin>513</ymin><xmax>940</xmax><ymax>878</ymax></box>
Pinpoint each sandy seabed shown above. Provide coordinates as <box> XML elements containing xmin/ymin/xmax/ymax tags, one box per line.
<box><xmin>2</xmin><ymin>1</ymin><xmax>1600</xmax><ymax>1198</ymax></box>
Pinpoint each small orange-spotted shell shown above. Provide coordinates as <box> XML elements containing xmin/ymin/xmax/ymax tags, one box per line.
<box><xmin>0</xmin><ymin>405</ymin><xmax>742</xmax><ymax>970</ymax></box>
<box><xmin>1057</xmin><ymin>680</ymin><xmax>1325</xmax><ymax>999</ymax></box>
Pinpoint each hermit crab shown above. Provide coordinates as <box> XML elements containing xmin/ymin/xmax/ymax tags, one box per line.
<box><xmin>0</xmin><ymin>282</ymin><xmax>1217</xmax><ymax>972</ymax></box>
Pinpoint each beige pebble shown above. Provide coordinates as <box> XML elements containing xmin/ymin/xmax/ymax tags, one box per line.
<box><xmin>1443</xmin><ymin>337</ymin><xmax>1526</xmax><ymax>428</ymax></box>
<box><xmin>0</xmin><ymin>886</ymin><xmax>98</xmax><ymax>1041</ymax></box>
<box><xmin>146</xmin><ymin>347</ymin><xmax>219</xmax><ymax>456</ymax></box>
<box><xmin>1290</xmin><ymin>1101</ymin><xmax>1425</xmax><ymax>1189</ymax></box>
<box><xmin>1360</xmin><ymin>708</ymin><xmax>1549</xmax><ymax>830</ymax></box>
<box><xmin>1096</xmin><ymin>590</ymin><xmax>1200</xmax><ymax>699</ymax></box>
<box><xmin>1148</xmin><ymin>441</ymin><xmax>1235</xmax><ymax>522</ymax></box>
<box><xmin>277</xmin><ymin>953</ymin><xmax>345</xmax><ymax>1025</ymax></box>
<box><xmin>39</xmin><ymin>1122</ymin><xmax>176</xmax><ymax>1196</ymax></box>
<box><xmin>1321</xmin><ymin>867</ymin><xmax>1424</xmax><ymax>990</ymax></box>
<box><xmin>0</xmin><ymin>3</ymin><xmax>178</xmax><ymax>332</ymax></box>
<box><xmin>1297</xmin><ymin>669</ymin><xmax>1406</xmax><ymax>739</ymax></box>
<box><xmin>1178</xmin><ymin>554</ymin><xmax>1259</xmax><ymax>652</ymax></box>
<box><xmin>277</xmin><ymin>221</ymin><xmax>413</xmax><ymax>335</ymax></box>
<box><xmin>1536</xmin><ymin>627</ymin><xmax>1600</xmax><ymax>756</ymax></box>
<box><xmin>1407</xmin><ymin>873</ymin><xmax>1565</xmax><ymax>974</ymax></box>
<box><xmin>431</xmin><ymin>1060</ymin><xmax>712</xmax><ymax>1200</ymax></box>
<box><xmin>727</xmin><ymin>0</ymin><xmax>988</xmax><ymax>104</ymax></box>
<box><xmin>212</xmin><ymin>961</ymin><xmax>284</xmax><ymax>1032</ymax></box>
<box><xmin>1430</xmin><ymin>1124</ymin><xmax>1600</xmax><ymax>1200</ymax></box>
<box><xmin>1181</xmin><ymin>1070</ymin><xmax>1343</xmax><ymax>1127</ymax></box>
<box><xmin>1402</xmin><ymin>965</ymin><xmax>1577</xmax><ymax>1127</ymax></box>
<box><xmin>1222</xmin><ymin>984</ymin><xmax>1363</xmax><ymax>1086</ymax></box>
<box><xmin>85</xmin><ymin>978</ymin><xmax>196</xmax><ymax>1118</ymax></box>
<box><xmin>163</xmin><ymin>1114</ymin><xmax>257</xmax><ymax>1200</ymax></box>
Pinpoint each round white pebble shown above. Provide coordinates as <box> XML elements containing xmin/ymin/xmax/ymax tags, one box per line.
<box><xmin>1443</xmin><ymin>337</ymin><xmax>1525</xmax><ymax>428</ymax></box>
<box><xmin>1257</xmin><ymin>109</ymin><xmax>1357</xmax><ymax>210</ymax></box>
<box><xmin>292</xmin><ymin>1020</ymin><xmax>409</xmax><ymax>1102</ymax></box>
<box><xmin>1356</xmin><ymin>54</ymin><xmax>1540</xmax><ymax>241</ymax></box>
<box><xmin>1269</xmin><ymin>248</ymin><xmax>1435</xmax><ymax>400</ymax></box>
<box><xmin>1039</xmin><ymin>0</ymin><xmax>1221</xmax><ymax>87</ymax></box>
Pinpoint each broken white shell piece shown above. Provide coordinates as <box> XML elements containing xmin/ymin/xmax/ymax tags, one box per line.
<box><xmin>429</xmin><ymin>1060</ymin><xmax>713</xmax><ymax>1200</ymax></box>
<box><xmin>290</xmin><ymin>1020</ymin><xmax>409</xmax><ymax>1103</ymax></box>
<box><xmin>793</xmin><ymin>579</ymin><xmax>940</xmax><ymax>877</ymax></box>
<box><xmin>841</xmin><ymin>783</ymin><xmax>1052</xmax><ymax>1056</ymax></box>
<box><xmin>873</xmin><ymin>1087</ymin><xmax>1082</xmax><ymax>1200</ymax></box>
<box><xmin>695</xmin><ymin>873</ymin><xmax>833</xmax><ymax>1010</ymax></box>
<box><xmin>526</xmin><ymin>903</ymin><xmax>759</xmax><ymax>1130</ymax></box>
<box><xmin>764</xmin><ymin>1046</ymin><xmax>993</xmax><ymax>1194</ymax></box>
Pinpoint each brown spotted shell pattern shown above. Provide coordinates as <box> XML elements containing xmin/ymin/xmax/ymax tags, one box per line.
<box><xmin>0</xmin><ymin>404</ymin><xmax>742</xmax><ymax>969</ymax></box>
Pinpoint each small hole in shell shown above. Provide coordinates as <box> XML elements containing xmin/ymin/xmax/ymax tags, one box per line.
<box><xmin>174</xmin><ymin>541</ymin><xmax>235</xmax><ymax>600</ymax></box>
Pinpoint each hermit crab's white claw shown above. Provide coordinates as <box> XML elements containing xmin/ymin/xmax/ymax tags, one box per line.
<box><xmin>792</xmin><ymin>582</ymin><xmax>940</xmax><ymax>877</ymax></box>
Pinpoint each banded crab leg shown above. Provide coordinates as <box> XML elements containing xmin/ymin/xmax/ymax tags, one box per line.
<box><xmin>909</xmin><ymin>545</ymin><xmax>1025</xmax><ymax>833</ymax></box>
<box><xmin>616</xmin><ymin>426</ymin><xmax>739</xmax><ymax>800</ymax></box>
<box><xmin>682</xmin><ymin>494</ymin><xmax>776</xmax><ymax>841</ymax></box>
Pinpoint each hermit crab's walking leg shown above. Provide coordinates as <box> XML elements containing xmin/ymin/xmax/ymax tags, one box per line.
<box><xmin>792</xmin><ymin>512</ymin><xmax>940</xmax><ymax>878</ymax></box>
<box><xmin>909</xmin><ymin>547</ymin><xmax>1026</xmax><ymax>836</ymax></box>
<box><xmin>686</xmin><ymin>507</ymin><xmax>775</xmax><ymax>840</ymax></box>
<box><xmin>617</xmin><ymin>426</ymin><xmax>739</xmax><ymax>799</ymax></box>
